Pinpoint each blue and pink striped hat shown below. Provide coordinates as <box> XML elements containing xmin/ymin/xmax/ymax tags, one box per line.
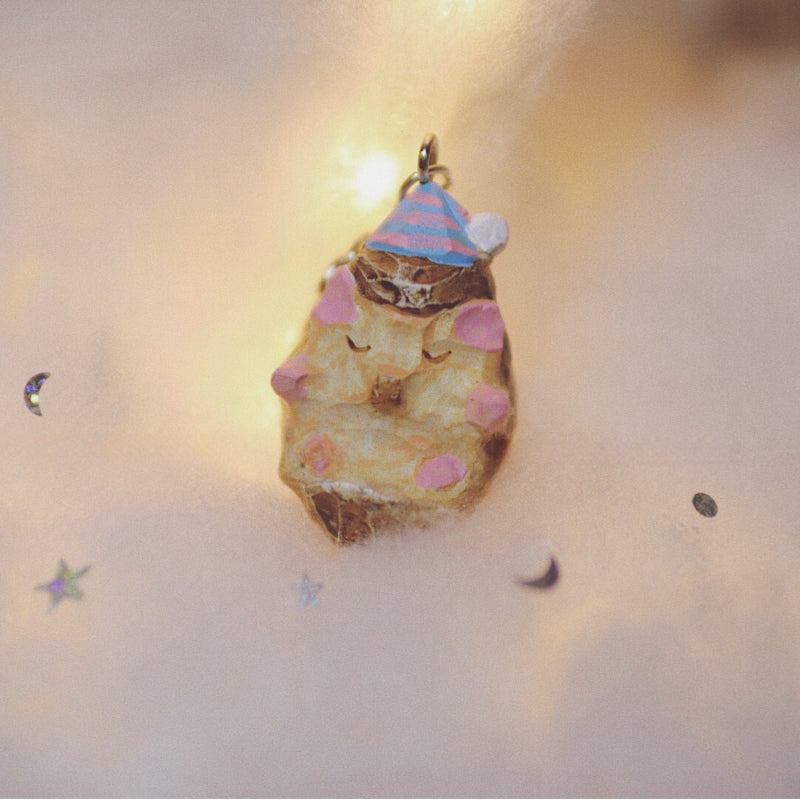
<box><xmin>365</xmin><ymin>181</ymin><xmax>479</xmax><ymax>268</ymax></box>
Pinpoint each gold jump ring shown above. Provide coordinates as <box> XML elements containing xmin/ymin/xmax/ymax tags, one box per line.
<box><xmin>398</xmin><ymin>134</ymin><xmax>452</xmax><ymax>199</ymax></box>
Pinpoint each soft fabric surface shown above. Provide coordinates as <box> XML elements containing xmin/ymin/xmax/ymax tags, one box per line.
<box><xmin>2</xmin><ymin>1</ymin><xmax>799</xmax><ymax>796</ymax></box>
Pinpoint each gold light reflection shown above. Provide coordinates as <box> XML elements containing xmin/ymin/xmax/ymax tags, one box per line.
<box><xmin>353</xmin><ymin>152</ymin><xmax>400</xmax><ymax>212</ymax></box>
<box><xmin>283</xmin><ymin>326</ymin><xmax>300</xmax><ymax>351</ymax></box>
<box><xmin>332</xmin><ymin>145</ymin><xmax>401</xmax><ymax>213</ymax></box>
<box><xmin>437</xmin><ymin>0</ymin><xmax>495</xmax><ymax>15</ymax></box>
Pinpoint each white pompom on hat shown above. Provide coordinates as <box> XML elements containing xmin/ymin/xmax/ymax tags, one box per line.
<box><xmin>466</xmin><ymin>212</ymin><xmax>509</xmax><ymax>257</ymax></box>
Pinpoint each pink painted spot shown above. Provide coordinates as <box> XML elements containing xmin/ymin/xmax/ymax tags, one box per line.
<box><xmin>312</xmin><ymin>265</ymin><xmax>359</xmax><ymax>325</ymax></box>
<box><xmin>415</xmin><ymin>454</ymin><xmax>467</xmax><ymax>490</ymax></box>
<box><xmin>454</xmin><ymin>301</ymin><xmax>505</xmax><ymax>352</ymax></box>
<box><xmin>270</xmin><ymin>354</ymin><xmax>309</xmax><ymax>402</ymax></box>
<box><xmin>465</xmin><ymin>382</ymin><xmax>510</xmax><ymax>435</ymax></box>
<box><xmin>303</xmin><ymin>433</ymin><xmax>335</xmax><ymax>474</ymax></box>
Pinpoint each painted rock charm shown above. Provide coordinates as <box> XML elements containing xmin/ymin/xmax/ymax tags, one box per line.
<box><xmin>271</xmin><ymin>136</ymin><xmax>515</xmax><ymax>542</ymax></box>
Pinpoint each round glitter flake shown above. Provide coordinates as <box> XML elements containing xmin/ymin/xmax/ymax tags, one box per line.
<box><xmin>692</xmin><ymin>492</ymin><xmax>718</xmax><ymax>518</ymax></box>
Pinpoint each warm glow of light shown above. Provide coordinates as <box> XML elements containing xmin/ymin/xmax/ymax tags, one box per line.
<box><xmin>352</xmin><ymin>152</ymin><xmax>399</xmax><ymax>211</ymax></box>
<box><xmin>436</xmin><ymin>0</ymin><xmax>496</xmax><ymax>16</ymax></box>
<box><xmin>283</xmin><ymin>326</ymin><xmax>299</xmax><ymax>350</ymax></box>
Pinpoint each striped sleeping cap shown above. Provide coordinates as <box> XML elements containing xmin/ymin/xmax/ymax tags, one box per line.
<box><xmin>365</xmin><ymin>181</ymin><xmax>479</xmax><ymax>268</ymax></box>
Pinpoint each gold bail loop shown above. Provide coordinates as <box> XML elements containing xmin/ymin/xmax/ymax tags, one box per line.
<box><xmin>418</xmin><ymin>134</ymin><xmax>438</xmax><ymax>183</ymax></box>
<box><xmin>398</xmin><ymin>134</ymin><xmax>452</xmax><ymax>199</ymax></box>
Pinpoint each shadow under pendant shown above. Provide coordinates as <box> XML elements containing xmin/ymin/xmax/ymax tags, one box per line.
<box><xmin>271</xmin><ymin>135</ymin><xmax>515</xmax><ymax>543</ymax></box>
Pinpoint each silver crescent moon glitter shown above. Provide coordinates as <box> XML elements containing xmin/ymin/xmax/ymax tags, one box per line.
<box><xmin>24</xmin><ymin>372</ymin><xmax>50</xmax><ymax>416</ymax></box>
<box><xmin>515</xmin><ymin>557</ymin><xmax>559</xmax><ymax>590</ymax></box>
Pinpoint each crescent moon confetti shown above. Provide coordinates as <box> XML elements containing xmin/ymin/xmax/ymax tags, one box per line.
<box><xmin>24</xmin><ymin>372</ymin><xmax>50</xmax><ymax>416</ymax></box>
<box><xmin>515</xmin><ymin>556</ymin><xmax>559</xmax><ymax>590</ymax></box>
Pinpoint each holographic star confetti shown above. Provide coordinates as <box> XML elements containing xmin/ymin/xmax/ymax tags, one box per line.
<box><xmin>37</xmin><ymin>559</ymin><xmax>90</xmax><ymax>612</ymax></box>
<box><xmin>24</xmin><ymin>372</ymin><xmax>50</xmax><ymax>416</ymax></box>
<box><xmin>292</xmin><ymin>572</ymin><xmax>323</xmax><ymax>608</ymax></box>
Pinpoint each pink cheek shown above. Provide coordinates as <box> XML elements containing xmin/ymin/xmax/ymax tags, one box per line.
<box><xmin>453</xmin><ymin>301</ymin><xmax>505</xmax><ymax>352</ymax></box>
<box><xmin>415</xmin><ymin>454</ymin><xmax>467</xmax><ymax>490</ymax></box>
<box><xmin>303</xmin><ymin>434</ymin><xmax>335</xmax><ymax>474</ymax></box>
<box><xmin>270</xmin><ymin>354</ymin><xmax>310</xmax><ymax>402</ymax></box>
<box><xmin>312</xmin><ymin>265</ymin><xmax>359</xmax><ymax>325</ymax></box>
<box><xmin>465</xmin><ymin>382</ymin><xmax>510</xmax><ymax>435</ymax></box>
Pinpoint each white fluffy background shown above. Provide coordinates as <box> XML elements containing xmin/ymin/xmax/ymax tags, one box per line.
<box><xmin>2</xmin><ymin>1</ymin><xmax>799</xmax><ymax>796</ymax></box>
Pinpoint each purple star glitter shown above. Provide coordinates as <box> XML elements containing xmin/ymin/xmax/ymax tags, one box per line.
<box><xmin>37</xmin><ymin>560</ymin><xmax>90</xmax><ymax>612</ymax></box>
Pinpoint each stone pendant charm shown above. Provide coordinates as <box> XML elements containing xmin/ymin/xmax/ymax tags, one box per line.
<box><xmin>271</xmin><ymin>135</ymin><xmax>514</xmax><ymax>543</ymax></box>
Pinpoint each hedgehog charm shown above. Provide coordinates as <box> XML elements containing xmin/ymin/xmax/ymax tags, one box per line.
<box><xmin>271</xmin><ymin>136</ymin><xmax>514</xmax><ymax>543</ymax></box>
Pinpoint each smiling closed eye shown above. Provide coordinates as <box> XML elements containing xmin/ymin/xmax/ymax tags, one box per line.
<box><xmin>346</xmin><ymin>335</ymin><xmax>371</xmax><ymax>352</ymax></box>
<box><xmin>422</xmin><ymin>349</ymin><xmax>451</xmax><ymax>363</ymax></box>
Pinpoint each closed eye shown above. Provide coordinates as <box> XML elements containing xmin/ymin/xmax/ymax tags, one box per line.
<box><xmin>346</xmin><ymin>335</ymin><xmax>371</xmax><ymax>353</ymax></box>
<box><xmin>422</xmin><ymin>349</ymin><xmax>451</xmax><ymax>363</ymax></box>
